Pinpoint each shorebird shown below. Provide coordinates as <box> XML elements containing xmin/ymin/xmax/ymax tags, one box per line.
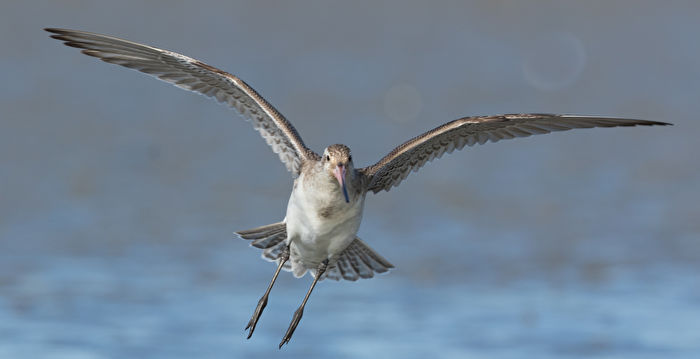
<box><xmin>46</xmin><ymin>28</ymin><xmax>670</xmax><ymax>348</ymax></box>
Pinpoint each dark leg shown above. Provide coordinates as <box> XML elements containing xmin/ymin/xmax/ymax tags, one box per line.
<box><xmin>279</xmin><ymin>259</ymin><xmax>329</xmax><ymax>349</ymax></box>
<box><xmin>245</xmin><ymin>245</ymin><xmax>290</xmax><ymax>339</ymax></box>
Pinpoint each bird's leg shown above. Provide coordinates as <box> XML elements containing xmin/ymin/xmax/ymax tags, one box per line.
<box><xmin>279</xmin><ymin>259</ymin><xmax>329</xmax><ymax>349</ymax></box>
<box><xmin>245</xmin><ymin>245</ymin><xmax>290</xmax><ymax>339</ymax></box>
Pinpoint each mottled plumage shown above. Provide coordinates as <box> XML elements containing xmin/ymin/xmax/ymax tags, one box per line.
<box><xmin>46</xmin><ymin>28</ymin><xmax>671</xmax><ymax>348</ymax></box>
<box><xmin>361</xmin><ymin>114</ymin><xmax>667</xmax><ymax>193</ymax></box>
<box><xmin>45</xmin><ymin>28</ymin><xmax>313</xmax><ymax>174</ymax></box>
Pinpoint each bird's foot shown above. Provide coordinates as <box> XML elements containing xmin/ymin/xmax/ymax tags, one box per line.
<box><xmin>245</xmin><ymin>295</ymin><xmax>268</xmax><ymax>339</ymax></box>
<box><xmin>279</xmin><ymin>307</ymin><xmax>304</xmax><ymax>349</ymax></box>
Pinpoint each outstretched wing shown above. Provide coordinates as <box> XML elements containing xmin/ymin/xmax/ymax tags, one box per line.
<box><xmin>362</xmin><ymin>114</ymin><xmax>670</xmax><ymax>193</ymax></box>
<box><xmin>46</xmin><ymin>28</ymin><xmax>315</xmax><ymax>175</ymax></box>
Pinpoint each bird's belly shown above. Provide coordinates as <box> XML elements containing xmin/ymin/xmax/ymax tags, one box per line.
<box><xmin>285</xmin><ymin>187</ymin><xmax>364</xmax><ymax>267</ymax></box>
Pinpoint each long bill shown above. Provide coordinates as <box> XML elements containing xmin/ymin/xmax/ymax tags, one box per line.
<box><xmin>333</xmin><ymin>165</ymin><xmax>350</xmax><ymax>203</ymax></box>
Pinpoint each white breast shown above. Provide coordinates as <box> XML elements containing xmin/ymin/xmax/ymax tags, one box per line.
<box><xmin>284</xmin><ymin>171</ymin><xmax>366</xmax><ymax>270</ymax></box>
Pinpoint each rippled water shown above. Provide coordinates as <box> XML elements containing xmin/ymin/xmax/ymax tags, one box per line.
<box><xmin>2</xmin><ymin>1</ymin><xmax>699</xmax><ymax>358</ymax></box>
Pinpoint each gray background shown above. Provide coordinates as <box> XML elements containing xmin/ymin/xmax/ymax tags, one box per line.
<box><xmin>2</xmin><ymin>1</ymin><xmax>698</xmax><ymax>358</ymax></box>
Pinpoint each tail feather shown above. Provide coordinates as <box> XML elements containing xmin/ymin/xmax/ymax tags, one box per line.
<box><xmin>324</xmin><ymin>237</ymin><xmax>394</xmax><ymax>281</ymax></box>
<box><xmin>236</xmin><ymin>223</ymin><xmax>394</xmax><ymax>282</ymax></box>
<box><xmin>235</xmin><ymin>221</ymin><xmax>291</xmax><ymax>270</ymax></box>
<box><xmin>235</xmin><ymin>222</ymin><xmax>286</xmax><ymax>249</ymax></box>
<box><xmin>351</xmin><ymin>238</ymin><xmax>394</xmax><ymax>273</ymax></box>
<box><xmin>263</xmin><ymin>240</ymin><xmax>292</xmax><ymax>270</ymax></box>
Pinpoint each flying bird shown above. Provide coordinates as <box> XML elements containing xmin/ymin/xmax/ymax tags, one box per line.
<box><xmin>45</xmin><ymin>28</ymin><xmax>670</xmax><ymax>348</ymax></box>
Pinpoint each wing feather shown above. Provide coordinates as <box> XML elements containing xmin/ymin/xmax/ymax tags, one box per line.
<box><xmin>46</xmin><ymin>28</ymin><xmax>315</xmax><ymax>175</ymax></box>
<box><xmin>362</xmin><ymin>114</ymin><xmax>670</xmax><ymax>193</ymax></box>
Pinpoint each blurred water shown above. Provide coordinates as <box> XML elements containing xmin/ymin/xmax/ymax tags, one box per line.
<box><xmin>2</xmin><ymin>1</ymin><xmax>699</xmax><ymax>358</ymax></box>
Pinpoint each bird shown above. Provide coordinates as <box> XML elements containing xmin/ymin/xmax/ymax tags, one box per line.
<box><xmin>45</xmin><ymin>27</ymin><xmax>671</xmax><ymax>348</ymax></box>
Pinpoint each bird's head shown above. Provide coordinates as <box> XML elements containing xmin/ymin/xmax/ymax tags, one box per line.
<box><xmin>322</xmin><ymin>144</ymin><xmax>353</xmax><ymax>203</ymax></box>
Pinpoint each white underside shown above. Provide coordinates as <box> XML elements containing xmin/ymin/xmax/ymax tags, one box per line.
<box><xmin>284</xmin><ymin>172</ymin><xmax>365</xmax><ymax>277</ymax></box>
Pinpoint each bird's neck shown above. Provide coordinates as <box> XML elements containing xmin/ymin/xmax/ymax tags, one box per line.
<box><xmin>300</xmin><ymin>163</ymin><xmax>362</xmax><ymax>203</ymax></box>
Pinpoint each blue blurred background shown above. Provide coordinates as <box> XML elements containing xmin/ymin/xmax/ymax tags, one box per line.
<box><xmin>2</xmin><ymin>1</ymin><xmax>699</xmax><ymax>358</ymax></box>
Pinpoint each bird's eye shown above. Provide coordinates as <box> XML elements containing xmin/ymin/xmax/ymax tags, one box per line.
<box><xmin>325</xmin><ymin>155</ymin><xmax>330</xmax><ymax>161</ymax></box>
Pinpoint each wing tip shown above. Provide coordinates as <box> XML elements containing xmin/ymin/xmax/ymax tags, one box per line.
<box><xmin>45</xmin><ymin>28</ymin><xmax>80</xmax><ymax>45</ymax></box>
<box><xmin>557</xmin><ymin>114</ymin><xmax>672</xmax><ymax>127</ymax></box>
<box><xmin>45</xmin><ymin>28</ymin><xmax>75</xmax><ymax>37</ymax></box>
<box><xmin>648</xmin><ymin>120</ymin><xmax>673</xmax><ymax>126</ymax></box>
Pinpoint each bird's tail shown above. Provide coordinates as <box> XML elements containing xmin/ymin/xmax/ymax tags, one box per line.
<box><xmin>235</xmin><ymin>222</ymin><xmax>395</xmax><ymax>281</ymax></box>
<box><xmin>323</xmin><ymin>237</ymin><xmax>395</xmax><ymax>281</ymax></box>
<box><xmin>235</xmin><ymin>221</ymin><xmax>290</xmax><ymax>266</ymax></box>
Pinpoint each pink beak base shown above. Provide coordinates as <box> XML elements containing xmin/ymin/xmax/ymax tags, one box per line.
<box><xmin>333</xmin><ymin>165</ymin><xmax>349</xmax><ymax>203</ymax></box>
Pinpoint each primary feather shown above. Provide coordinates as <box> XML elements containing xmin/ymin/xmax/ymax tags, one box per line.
<box><xmin>361</xmin><ymin>114</ymin><xmax>670</xmax><ymax>193</ymax></box>
<box><xmin>45</xmin><ymin>28</ymin><xmax>314</xmax><ymax>175</ymax></box>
